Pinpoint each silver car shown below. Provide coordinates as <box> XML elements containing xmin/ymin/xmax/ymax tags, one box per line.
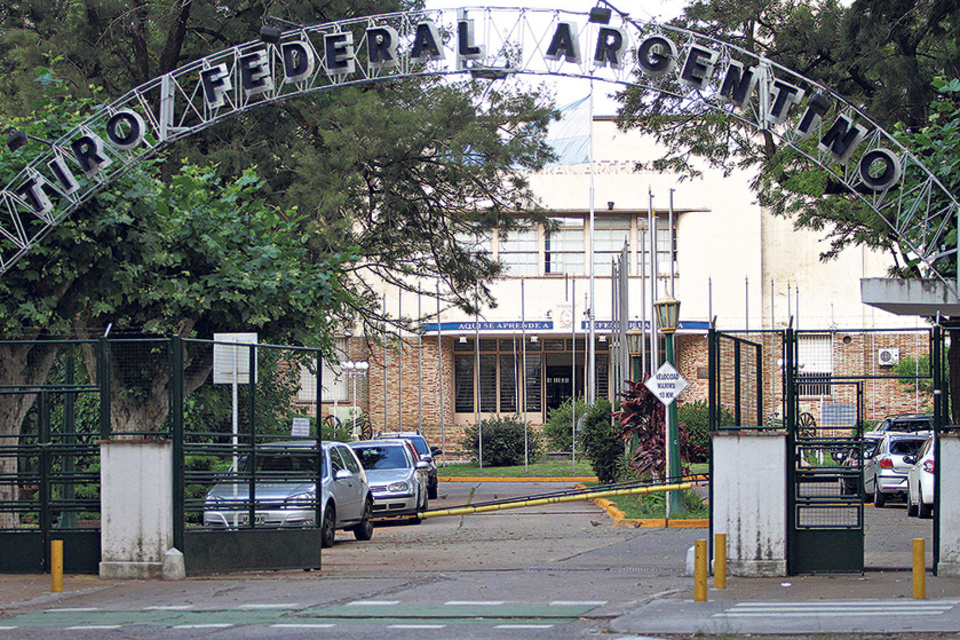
<box><xmin>906</xmin><ymin>434</ymin><xmax>936</xmax><ymax>519</ymax></box>
<box><xmin>350</xmin><ymin>440</ymin><xmax>429</xmax><ymax>523</ymax></box>
<box><xmin>863</xmin><ymin>432</ymin><xmax>928</xmax><ymax>507</ymax></box>
<box><xmin>204</xmin><ymin>441</ymin><xmax>373</xmax><ymax>547</ymax></box>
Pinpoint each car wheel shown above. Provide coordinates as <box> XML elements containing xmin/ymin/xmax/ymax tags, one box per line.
<box><xmin>321</xmin><ymin>504</ymin><xmax>336</xmax><ymax>548</ymax></box>
<box><xmin>873</xmin><ymin>483</ymin><xmax>886</xmax><ymax>508</ymax></box>
<box><xmin>428</xmin><ymin>479</ymin><xmax>438</xmax><ymax>500</ymax></box>
<box><xmin>353</xmin><ymin>499</ymin><xmax>374</xmax><ymax>541</ymax></box>
<box><xmin>918</xmin><ymin>492</ymin><xmax>933</xmax><ymax>519</ymax></box>
<box><xmin>906</xmin><ymin>488</ymin><xmax>919</xmax><ymax>517</ymax></box>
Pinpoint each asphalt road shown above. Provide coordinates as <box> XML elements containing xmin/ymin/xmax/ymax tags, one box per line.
<box><xmin>0</xmin><ymin>480</ymin><xmax>955</xmax><ymax>640</ymax></box>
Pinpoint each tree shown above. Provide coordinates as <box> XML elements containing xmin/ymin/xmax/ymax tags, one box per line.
<box><xmin>0</xmin><ymin>2</ymin><xmax>559</xmax><ymax>332</ymax></box>
<box><xmin>615</xmin><ymin>0</ymin><xmax>960</xmax><ymax>420</ymax></box>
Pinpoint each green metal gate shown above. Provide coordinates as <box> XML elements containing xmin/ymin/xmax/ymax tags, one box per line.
<box><xmin>0</xmin><ymin>345</ymin><xmax>102</xmax><ymax>573</ymax></box>
<box><xmin>785</xmin><ymin>325</ymin><xmax>865</xmax><ymax>574</ymax></box>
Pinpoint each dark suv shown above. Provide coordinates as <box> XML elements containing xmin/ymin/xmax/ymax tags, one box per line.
<box><xmin>868</xmin><ymin>414</ymin><xmax>933</xmax><ymax>436</ymax></box>
<box><xmin>373</xmin><ymin>431</ymin><xmax>440</xmax><ymax>499</ymax></box>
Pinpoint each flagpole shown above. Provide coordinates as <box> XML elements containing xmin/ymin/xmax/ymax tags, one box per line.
<box><xmin>587</xmin><ymin>79</ymin><xmax>596</xmax><ymax>405</ymax></box>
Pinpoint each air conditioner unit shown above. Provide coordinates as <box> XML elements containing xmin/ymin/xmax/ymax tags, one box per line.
<box><xmin>878</xmin><ymin>348</ymin><xmax>900</xmax><ymax>367</ymax></box>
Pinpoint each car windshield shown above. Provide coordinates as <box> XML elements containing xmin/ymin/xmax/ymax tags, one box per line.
<box><xmin>889</xmin><ymin>440</ymin><xmax>924</xmax><ymax>456</ymax></box>
<box><xmin>354</xmin><ymin>446</ymin><xmax>409</xmax><ymax>470</ymax></box>
<box><xmin>407</xmin><ymin>437</ymin><xmax>429</xmax><ymax>456</ymax></box>
<box><xmin>237</xmin><ymin>451</ymin><xmax>322</xmax><ymax>475</ymax></box>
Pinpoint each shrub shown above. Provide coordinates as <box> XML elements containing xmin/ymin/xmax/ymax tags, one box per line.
<box><xmin>460</xmin><ymin>416</ymin><xmax>542</xmax><ymax>466</ymax></box>
<box><xmin>543</xmin><ymin>397</ymin><xmax>589</xmax><ymax>453</ymax></box>
<box><xmin>576</xmin><ymin>399</ymin><xmax>620</xmax><ymax>484</ymax></box>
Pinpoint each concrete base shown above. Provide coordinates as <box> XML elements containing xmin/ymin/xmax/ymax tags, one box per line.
<box><xmin>728</xmin><ymin>560</ymin><xmax>788</xmax><ymax>577</ymax></box>
<box><xmin>99</xmin><ymin>561</ymin><xmax>164</xmax><ymax>580</ymax></box>
<box><xmin>936</xmin><ymin>562</ymin><xmax>960</xmax><ymax>577</ymax></box>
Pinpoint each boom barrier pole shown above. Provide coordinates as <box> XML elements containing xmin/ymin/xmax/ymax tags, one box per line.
<box><xmin>421</xmin><ymin>482</ymin><xmax>694</xmax><ymax>518</ymax></box>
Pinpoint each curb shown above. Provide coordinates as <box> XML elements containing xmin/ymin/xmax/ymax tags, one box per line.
<box><xmin>580</xmin><ymin>483</ymin><xmax>709</xmax><ymax>529</ymax></box>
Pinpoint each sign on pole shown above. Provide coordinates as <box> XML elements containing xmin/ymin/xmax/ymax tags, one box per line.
<box><xmin>644</xmin><ymin>361</ymin><xmax>689</xmax><ymax>406</ymax></box>
<box><xmin>213</xmin><ymin>332</ymin><xmax>258</xmax><ymax>384</ymax></box>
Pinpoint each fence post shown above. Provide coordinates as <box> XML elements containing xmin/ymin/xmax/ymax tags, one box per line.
<box><xmin>170</xmin><ymin>336</ymin><xmax>184</xmax><ymax>553</ymax></box>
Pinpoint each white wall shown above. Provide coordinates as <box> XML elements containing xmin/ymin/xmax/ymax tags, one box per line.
<box><xmin>99</xmin><ymin>440</ymin><xmax>174</xmax><ymax>579</ymax></box>
<box><xmin>712</xmin><ymin>431</ymin><xmax>788</xmax><ymax>576</ymax></box>
<box><xmin>937</xmin><ymin>433</ymin><xmax>960</xmax><ymax>576</ymax></box>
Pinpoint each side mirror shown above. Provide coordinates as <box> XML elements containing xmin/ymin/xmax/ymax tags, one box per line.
<box><xmin>335</xmin><ymin>469</ymin><xmax>352</xmax><ymax>480</ymax></box>
<box><xmin>421</xmin><ymin>454</ymin><xmax>433</xmax><ymax>463</ymax></box>
<box><xmin>415</xmin><ymin>460</ymin><xmax>429</xmax><ymax>470</ymax></box>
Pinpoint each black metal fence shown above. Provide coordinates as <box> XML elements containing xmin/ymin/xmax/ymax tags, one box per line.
<box><xmin>0</xmin><ymin>336</ymin><xmax>332</xmax><ymax>574</ymax></box>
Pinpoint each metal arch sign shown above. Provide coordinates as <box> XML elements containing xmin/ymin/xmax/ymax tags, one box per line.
<box><xmin>2</xmin><ymin>5</ymin><xmax>958</xmax><ymax>290</ymax></box>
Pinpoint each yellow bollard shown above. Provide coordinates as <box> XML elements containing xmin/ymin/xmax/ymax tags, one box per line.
<box><xmin>51</xmin><ymin>540</ymin><xmax>63</xmax><ymax>593</ymax></box>
<box><xmin>694</xmin><ymin>539</ymin><xmax>708</xmax><ymax>601</ymax></box>
<box><xmin>714</xmin><ymin>533</ymin><xmax>727</xmax><ymax>590</ymax></box>
<box><xmin>913</xmin><ymin>538</ymin><xmax>926</xmax><ymax>600</ymax></box>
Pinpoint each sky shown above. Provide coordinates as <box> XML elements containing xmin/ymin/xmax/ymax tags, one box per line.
<box><xmin>421</xmin><ymin>0</ymin><xmax>693</xmax><ymax>114</ymax></box>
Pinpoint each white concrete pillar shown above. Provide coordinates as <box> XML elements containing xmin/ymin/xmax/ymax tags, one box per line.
<box><xmin>99</xmin><ymin>439</ymin><xmax>174</xmax><ymax>579</ymax></box>
<box><xmin>712</xmin><ymin>430</ymin><xmax>788</xmax><ymax>576</ymax></box>
<box><xmin>937</xmin><ymin>433</ymin><xmax>960</xmax><ymax>576</ymax></box>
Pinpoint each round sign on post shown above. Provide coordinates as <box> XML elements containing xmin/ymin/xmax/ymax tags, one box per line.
<box><xmin>644</xmin><ymin>361</ymin><xmax>689</xmax><ymax>406</ymax></box>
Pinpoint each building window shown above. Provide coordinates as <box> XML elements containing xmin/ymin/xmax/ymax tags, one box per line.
<box><xmin>498</xmin><ymin>228</ymin><xmax>539</xmax><ymax>275</ymax></box>
<box><xmin>545</xmin><ymin>218</ymin><xmax>585</xmax><ymax>275</ymax></box>
<box><xmin>594</xmin><ymin>214</ymin><xmax>631</xmax><ymax>276</ymax></box>
<box><xmin>299</xmin><ymin>338</ymin><xmax>348</xmax><ymax>402</ymax></box>
<box><xmin>798</xmin><ymin>334</ymin><xmax>832</xmax><ymax>396</ymax></box>
<box><xmin>639</xmin><ymin>217</ymin><xmax>676</xmax><ymax>276</ymax></box>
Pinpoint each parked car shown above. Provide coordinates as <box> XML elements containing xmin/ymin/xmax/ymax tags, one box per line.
<box><xmin>863</xmin><ymin>432</ymin><xmax>929</xmax><ymax>507</ymax></box>
<box><xmin>204</xmin><ymin>441</ymin><xmax>373</xmax><ymax>548</ymax></box>
<box><xmin>838</xmin><ymin>438</ymin><xmax>881</xmax><ymax>496</ymax></box>
<box><xmin>374</xmin><ymin>430</ymin><xmax>441</xmax><ymax>499</ymax></box>
<box><xmin>905</xmin><ymin>433</ymin><xmax>936</xmax><ymax>519</ymax></box>
<box><xmin>350</xmin><ymin>439</ymin><xmax>429</xmax><ymax>523</ymax></box>
<box><xmin>866</xmin><ymin>413</ymin><xmax>934</xmax><ymax>437</ymax></box>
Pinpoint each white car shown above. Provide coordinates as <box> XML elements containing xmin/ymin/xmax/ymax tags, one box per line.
<box><xmin>906</xmin><ymin>434</ymin><xmax>936</xmax><ymax>519</ymax></box>
<box><xmin>204</xmin><ymin>441</ymin><xmax>374</xmax><ymax>547</ymax></box>
<box><xmin>350</xmin><ymin>440</ymin><xmax>430</xmax><ymax>523</ymax></box>
<box><xmin>863</xmin><ymin>432</ymin><xmax>928</xmax><ymax>507</ymax></box>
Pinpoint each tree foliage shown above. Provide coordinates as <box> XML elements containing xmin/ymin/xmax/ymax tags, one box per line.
<box><xmin>616</xmin><ymin>380</ymin><xmax>702</xmax><ymax>481</ymax></box>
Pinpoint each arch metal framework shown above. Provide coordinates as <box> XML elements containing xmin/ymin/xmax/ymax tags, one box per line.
<box><xmin>2</xmin><ymin>5</ymin><xmax>958</xmax><ymax>292</ymax></box>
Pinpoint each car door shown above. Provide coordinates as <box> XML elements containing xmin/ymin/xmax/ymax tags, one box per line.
<box><xmin>862</xmin><ymin>438</ymin><xmax>882</xmax><ymax>495</ymax></box>
<box><xmin>330</xmin><ymin>444</ymin><xmax>364</xmax><ymax>523</ymax></box>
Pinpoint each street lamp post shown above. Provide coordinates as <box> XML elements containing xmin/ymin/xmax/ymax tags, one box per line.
<box><xmin>340</xmin><ymin>361</ymin><xmax>369</xmax><ymax>439</ymax></box>
<box><xmin>653</xmin><ymin>295</ymin><xmax>683</xmax><ymax>517</ymax></box>
<box><xmin>626</xmin><ymin>326</ymin><xmax>643</xmax><ymax>381</ymax></box>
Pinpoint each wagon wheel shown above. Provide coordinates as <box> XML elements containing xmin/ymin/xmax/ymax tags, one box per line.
<box><xmin>798</xmin><ymin>412</ymin><xmax>817</xmax><ymax>438</ymax></box>
<box><xmin>322</xmin><ymin>414</ymin><xmax>341</xmax><ymax>436</ymax></box>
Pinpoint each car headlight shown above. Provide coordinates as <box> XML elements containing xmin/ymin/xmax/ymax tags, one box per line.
<box><xmin>285</xmin><ymin>491</ymin><xmax>316</xmax><ymax>507</ymax></box>
<box><xmin>387</xmin><ymin>481</ymin><xmax>409</xmax><ymax>493</ymax></box>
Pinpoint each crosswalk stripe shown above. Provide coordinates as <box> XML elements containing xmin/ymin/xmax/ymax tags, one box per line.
<box><xmin>65</xmin><ymin>625</ymin><xmax>121</xmax><ymax>630</ymax></box>
<box><xmin>495</xmin><ymin>624</ymin><xmax>554</xmax><ymax>629</ymax></box>
<box><xmin>716</xmin><ymin>600</ymin><xmax>956</xmax><ymax>618</ymax></box>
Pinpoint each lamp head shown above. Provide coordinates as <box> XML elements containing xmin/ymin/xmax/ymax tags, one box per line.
<box><xmin>653</xmin><ymin>295</ymin><xmax>681</xmax><ymax>334</ymax></box>
<box><xmin>6</xmin><ymin>129</ymin><xmax>28</xmax><ymax>152</ymax></box>
<box><xmin>259</xmin><ymin>24</ymin><xmax>284</xmax><ymax>44</ymax></box>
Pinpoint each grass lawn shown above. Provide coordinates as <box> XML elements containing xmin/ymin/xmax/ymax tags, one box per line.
<box><xmin>609</xmin><ymin>489</ymin><xmax>709</xmax><ymax>520</ymax></box>
<box><xmin>438</xmin><ymin>459</ymin><xmax>596</xmax><ymax>478</ymax></box>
